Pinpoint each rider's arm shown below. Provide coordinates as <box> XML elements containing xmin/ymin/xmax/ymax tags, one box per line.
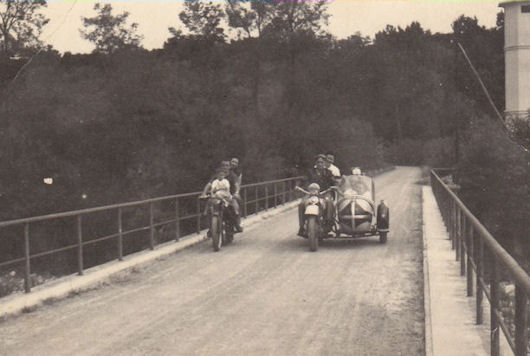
<box><xmin>234</xmin><ymin>181</ymin><xmax>241</xmax><ymax>196</ymax></box>
<box><xmin>236</xmin><ymin>172</ymin><xmax>242</xmax><ymax>188</ymax></box>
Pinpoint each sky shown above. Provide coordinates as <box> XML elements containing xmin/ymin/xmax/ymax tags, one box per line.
<box><xmin>40</xmin><ymin>0</ymin><xmax>503</xmax><ymax>54</ymax></box>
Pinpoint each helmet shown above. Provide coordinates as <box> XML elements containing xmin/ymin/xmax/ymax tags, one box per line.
<box><xmin>352</xmin><ymin>167</ymin><xmax>361</xmax><ymax>175</ymax></box>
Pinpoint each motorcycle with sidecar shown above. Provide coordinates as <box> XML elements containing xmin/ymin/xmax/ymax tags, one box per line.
<box><xmin>296</xmin><ymin>174</ymin><xmax>389</xmax><ymax>251</ymax></box>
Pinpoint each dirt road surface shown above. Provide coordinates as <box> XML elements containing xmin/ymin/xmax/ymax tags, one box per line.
<box><xmin>0</xmin><ymin>167</ymin><xmax>424</xmax><ymax>356</ymax></box>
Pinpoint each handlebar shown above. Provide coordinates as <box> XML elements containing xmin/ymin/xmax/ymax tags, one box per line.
<box><xmin>295</xmin><ymin>186</ymin><xmax>338</xmax><ymax>197</ymax></box>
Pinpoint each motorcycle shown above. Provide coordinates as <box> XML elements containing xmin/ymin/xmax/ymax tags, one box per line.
<box><xmin>199</xmin><ymin>194</ymin><xmax>235</xmax><ymax>251</ymax></box>
<box><xmin>295</xmin><ymin>185</ymin><xmax>335</xmax><ymax>252</ymax></box>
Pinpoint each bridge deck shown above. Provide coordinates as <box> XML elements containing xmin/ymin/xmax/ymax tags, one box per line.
<box><xmin>0</xmin><ymin>168</ymin><xmax>424</xmax><ymax>356</ymax></box>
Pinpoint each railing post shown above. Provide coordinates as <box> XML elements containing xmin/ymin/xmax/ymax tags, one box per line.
<box><xmin>149</xmin><ymin>202</ymin><xmax>155</xmax><ymax>250</ymax></box>
<box><xmin>466</xmin><ymin>223</ymin><xmax>473</xmax><ymax>297</ymax></box>
<box><xmin>476</xmin><ymin>234</ymin><xmax>484</xmax><ymax>325</ymax></box>
<box><xmin>265</xmin><ymin>185</ymin><xmax>269</xmax><ymax>210</ymax></box>
<box><xmin>455</xmin><ymin>207</ymin><xmax>460</xmax><ymax>261</ymax></box>
<box><xmin>23</xmin><ymin>223</ymin><xmax>31</xmax><ymax>293</ymax></box>
<box><xmin>118</xmin><ymin>207</ymin><xmax>123</xmax><ymax>261</ymax></box>
<box><xmin>274</xmin><ymin>183</ymin><xmax>277</xmax><ymax>208</ymax></box>
<box><xmin>282</xmin><ymin>181</ymin><xmax>286</xmax><ymax>204</ymax></box>
<box><xmin>459</xmin><ymin>211</ymin><xmax>462</xmax><ymax>277</ymax></box>
<box><xmin>77</xmin><ymin>215</ymin><xmax>84</xmax><ymax>275</ymax></box>
<box><xmin>175</xmin><ymin>198</ymin><xmax>180</xmax><ymax>241</ymax></box>
<box><xmin>514</xmin><ymin>285</ymin><xmax>528</xmax><ymax>356</ymax></box>
<box><xmin>491</xmin><ymin>257</ymin><xmax>500</xmax><ymax>356</ymax></box>
<box><xmin>196</xmin><ymin>198</ymin><xmax>201</xmax><ymax>234</ymax></box>
<box><xmin>451</xmin><ymin>200</ymin><xmax>456</xmax><ymax>249</ymax></box>
<box><xmin>255</xmin><ymin>187</ymin><xmax>259</xmax><ymax>214</ymax></box>
<box><xmin>243</xmin><ymin>188</ymin><xmax>247</xmax><ymax>218</ymax></box>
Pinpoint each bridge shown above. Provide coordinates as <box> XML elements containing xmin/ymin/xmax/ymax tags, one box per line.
<box><xmin>0</xmin><ymin>167</ymin><xmax>528</xmax><ymax>356</ymax></box>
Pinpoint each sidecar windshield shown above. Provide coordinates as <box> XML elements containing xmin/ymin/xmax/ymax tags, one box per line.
<box><xmin>338</xmin><ymin>175</ymin><xmax>374</xmax><ymax>201</ymax></box>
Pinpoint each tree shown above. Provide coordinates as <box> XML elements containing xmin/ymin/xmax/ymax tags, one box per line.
<box><xmin>225</xmin><ymin>1</ymin><xmax>275</xmax><ymax>123</ymax></box>
<box><xmin>225</xmin><ymin>0</ymin><xmax>274</xmax><ymax>39</ymax></box>
<box><xmin>177</xmin><ymin>0</ymin><xmax>225</xmax><ymax>41</ymax></box>
<box><xmin>268</xmin><ymin>1</ymin><xmax>330</xmax><ymax>113</ymax></box>
<box><xmin>268</xmin><ymin>1</ymin><xmax>329</xmax><ymax>38</ymax></box>
<box><xmin>80</xmin><ymin>3</ymin><xmax>143</xmax><ymax>54</ymax></box>
<box><xmin>0</xmin><ymin>0</ymin><xmax>48</xmax><ymax>57</ymax></box>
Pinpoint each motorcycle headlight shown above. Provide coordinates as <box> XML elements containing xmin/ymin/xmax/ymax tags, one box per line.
<box><xmin>308</xmin><ymin>196</ymin><xmax>319</xmax><ymax>204</ymax></box>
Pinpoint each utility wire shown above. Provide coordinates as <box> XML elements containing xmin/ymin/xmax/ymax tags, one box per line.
<box><xmin>8</xmin><ymin>0</ymin><xmax>78</xmax><ymax>86</ymax></box>
<box><xmin>457</xmin><ymin>41</ymin><xmax>529</xmax><ymax>153</ymax></box>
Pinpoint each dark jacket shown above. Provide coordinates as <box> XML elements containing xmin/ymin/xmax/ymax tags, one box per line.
<box><xmin>306</xmin><ymin>168</ymin><xmax>334</xmax><ymax>191</ymax></box>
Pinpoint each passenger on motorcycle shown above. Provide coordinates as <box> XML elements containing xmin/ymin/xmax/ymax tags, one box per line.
<box><xmin>325</xmin><ymin>152</ymin><xmax>341</xmax><ymax>179</ymax></box>
<box><xmin>297</xmin><ymin>156</ymin><xmax>335</xmax><ymax>237</ymax></box>
<box><xmin>229</xmin><ymin>157</ymin><xmax>243</xmax><ymax>232</ymax></box>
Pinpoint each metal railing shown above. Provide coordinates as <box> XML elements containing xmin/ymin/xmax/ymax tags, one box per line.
<box><xmin>0</xmin><ymin>176</ymin><xmax>304</xmax><ymax>294</ymax></box>
<box><xmin>431</xmin><ymin>169</ymin><xmax>530</xmax><ymax>356</ymax></box>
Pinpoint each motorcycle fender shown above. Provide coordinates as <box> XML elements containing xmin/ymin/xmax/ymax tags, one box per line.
<box><xmin>305</xmin><ymin>204</ymin><xmax>320</xmax><ymax>215</ymax></box>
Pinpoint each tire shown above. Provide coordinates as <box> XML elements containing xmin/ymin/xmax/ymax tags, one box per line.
<box><xmin>225</xmin><ymin>222</ymin><xmax>234</xmax><ymax>244</ymax></box>
<box><xmin>377</xmin><ymin>203</ymin><xmax>390</xmax><ymax>230</ymax></box>
<box><xmin>307</xmin><ymin>216</ymin><xmax>319</xmax><ymax>252</ymax></box>
<box><xmin>211</xmin><ymin>215</ymin><xmax>222</xmax><ymax>251</ymax></box>
<box><xmin>379</xmin><ymin>232</ymin><xmax>387</xmax><ymax>244</ymax></box>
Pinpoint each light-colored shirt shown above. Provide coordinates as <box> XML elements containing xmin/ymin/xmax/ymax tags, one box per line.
<box><xmin>211</xmin><ymin>178</ymin><xmax>231</xmax><ymax>200</ymax></box>
<box><xmin>328</xmin><ymin>164</ymin><xmax>341</xmax><ymax>178</ymax></box>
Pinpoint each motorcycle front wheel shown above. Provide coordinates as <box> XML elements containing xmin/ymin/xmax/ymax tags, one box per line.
<box><xmin>211</xmin><ymin>215</ymin><xmax>223</xmax><ymax>251</ymax></box>
<box><xmin>307</xmin><ymin>216</ymin><xmax>319</xmax><ymax>252</ymax></box>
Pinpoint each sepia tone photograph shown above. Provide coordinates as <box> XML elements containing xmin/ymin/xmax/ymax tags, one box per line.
<box><xmin>0</xmin><ymin>0</ymin><xmax>529</xmax><ymax>355</ymax></box>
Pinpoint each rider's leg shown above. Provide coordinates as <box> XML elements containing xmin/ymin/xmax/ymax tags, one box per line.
<box><xmin>230</xmin><ymin>199</ymin><xmax>243</xmax><ymax>232</ymax></box>
<box><xmin>326</xmin><ymin>196</ymin><xmax>334</xmax><ymax>221</ymax></box>
<box><xmin>298</xmin><ymin>201</ymin><xmax>306</xmax><ymax>236</ymax></box>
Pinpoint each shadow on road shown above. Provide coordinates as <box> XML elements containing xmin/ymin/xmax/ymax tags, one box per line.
<box><xmin>271</xmin><ymin>234</ymin><xmax>387</xmax><ymax>253</ymax></box>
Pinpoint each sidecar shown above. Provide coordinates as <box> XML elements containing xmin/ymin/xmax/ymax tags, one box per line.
<box><xmin>334</xmin><ymin>174</ymin><xmax>389</xmax><ymax>243</ymax></box>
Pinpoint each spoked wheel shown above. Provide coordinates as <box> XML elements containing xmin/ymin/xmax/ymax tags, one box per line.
<box><xmin>211</xmin><ymin>215</ymin><xmax>223</xmax><ymax>251</ymax></box>
<box><xmin>307</xmin><ymin>216</ymin><xmax>319</xmax><ymax>252</ymax></box>
<box><xmin>379</xmin><ymin>232</ymin><xmax>387</xmax><ymax>244</ymax></box>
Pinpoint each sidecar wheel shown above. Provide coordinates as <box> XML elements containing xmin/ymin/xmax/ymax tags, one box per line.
<box><xmin>307</xmin><ymin>216</ymin><xmax>319</xmax><ymax>252</ymax></box>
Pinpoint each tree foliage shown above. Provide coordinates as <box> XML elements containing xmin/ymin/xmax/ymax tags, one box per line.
<box><xmin>80</xmin><ymin>3</ymin><xmax>143</xmax><ymax>54</ymax></box>
<box><xmin>0</xmin><ymin>0</ymin><xmax>48</xmax><ymax>57</ymax></box>
<box><xmin>177</xmin><ymin>0</ymin><xmax>225</xmax><ymax>41</ymax></box>
<box><xmin>225</xmin><ymin>0</ymin><xmax>274</xmax><ymax>39</ymax></box>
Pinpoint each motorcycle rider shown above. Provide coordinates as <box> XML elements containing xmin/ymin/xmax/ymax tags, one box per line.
<box><xmin>201</xmin><ymin>161</ymin><xmax>243</xmax><ymax>233</ymax></box>
<box><xmin>207</xmin><ymin>167</ymin><xmax>231</xmax><ymax>203</ymax></box>
<box><xmin>297</xmin><ymin>156</ymin><xmax>335</xmax><ymax>237</ymax></box>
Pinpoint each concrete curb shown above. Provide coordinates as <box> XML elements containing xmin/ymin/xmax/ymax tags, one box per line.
<box><xmin>422</xmin><ymin>188</ymin><xmax>434</xmax><ymax>356</ymax></box>
<box><xmin>0</xmin><ymin>201</ymin><xmax>299</xmax><ymax>319</ymax></box>
<box><xmin>422</xmin><ymin>186</ymin><xmax>495</xmax><ymax>356</ymax></box>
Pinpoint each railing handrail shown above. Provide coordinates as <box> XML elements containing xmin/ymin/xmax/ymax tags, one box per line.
<box><xmin>431</xmin><ymin>168</ymin><xmax>529</xmax><ymax>356</ymax></box>
<box><xmin>431</xmin><ymin>169</ymin><xmax>530</xmax><ymax>296</ymax></box>
<box><xmin>0</xmin><ymin>174</ymin><xmax>305</xmax><ymax>295</ymax></box>
<box><xmin>0</xmin><ymin>176</ymin><xmax>305</xmax><ymax>228</ymax></box>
